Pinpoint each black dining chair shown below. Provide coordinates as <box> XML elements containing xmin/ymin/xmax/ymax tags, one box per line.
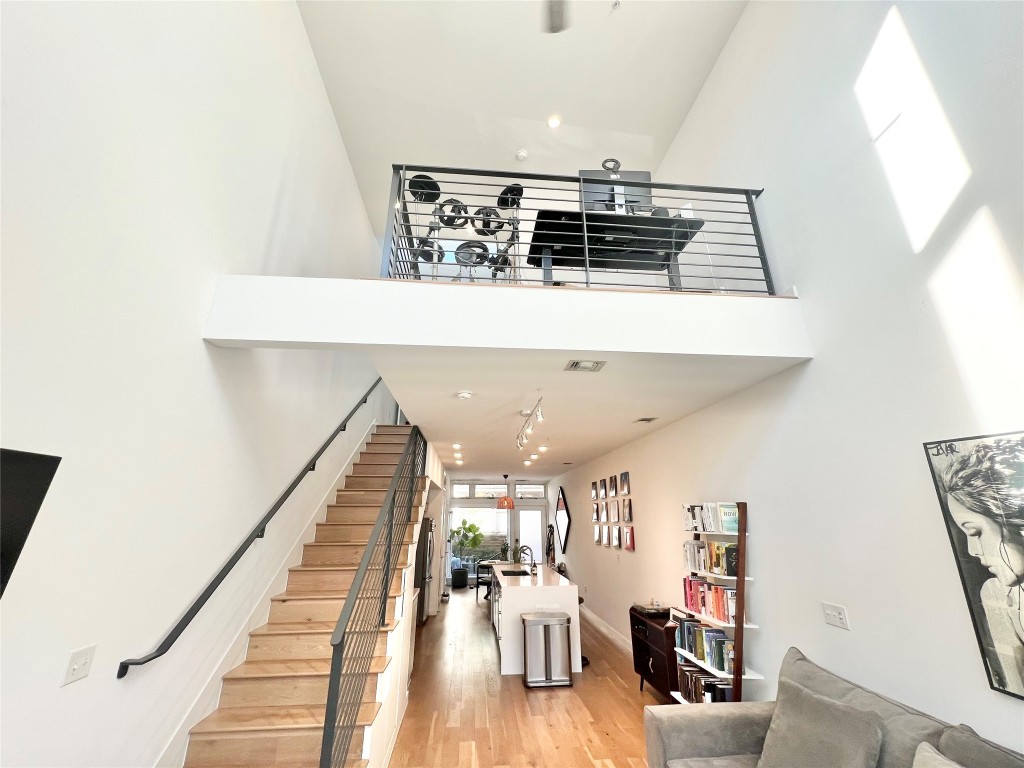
<box><xmin>476</xmin><ymin>562</ymin><xmax>493</xmax><ymax>602</ymax></box>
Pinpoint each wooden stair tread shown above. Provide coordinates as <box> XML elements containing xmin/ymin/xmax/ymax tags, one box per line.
<box><xmin>191</xmin><ymin>705</ymin><xmax>325</xmax><ymax>734</ymax></box>
<box><xmin>252</xmin><ymin>621</ymin><xmax>390</xmax><ymax>636</ymax></box>
<box><xmin>223</xmin><ymin>656</ymin><xmax>391</xmax><ymax>680</ymax></box>
<box><xmin>191</xmin><ymin>701</ymin><xmax>380</xmax><ymax>734</ymax></box>
<box><xmin>270</xmin><ymin>587</ymin><xmax>401</xmax><ymax>602</ymax></box>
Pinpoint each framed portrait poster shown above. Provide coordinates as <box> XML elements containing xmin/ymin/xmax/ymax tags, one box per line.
<box><xmin>592</xmin><ymin>502</ymin><xmax>599</xmax><ymax>521</ymax></box>
<box><xmin>620</xmin><ymin>471</ymin><xmax>631</xmax><ymax>495</ymax></box>
<box><xmin>623</xmin><ymin>498</ymin><xmax>633</xmax><ymax>522</ymax></box>
<box><xmin>602</xmin><ymin>525</ymin><xmax>610</xmax><ymax>547</ymax></box>
<box><xmin>624</xmin><ymin>526</ymin><xmax>635</xmax><ymax>551</ymax></box>
<box><xmin>610</xmin><ymin>499</ymin><xmax>619</xmax><ymax>522</ymax></box>
<box><xmin>599</xmin><ymin>479</ymin><xmax>607</xmax><ymax>499</ymax></box>
<box><xmin>612</xmin><ymin>525</ymin><xmax>622</xmax><ymax>549</ymax></box>
<box><xmin>599</xmin><ymin>501</ymin><xmax>607</xmax><ymax>522</ymax></box>
<box><xmin>924</xmin><ymin>430</ymin><xmax>1024</xmax><ymax>701</ymax></box>
<box><xmin>609</xmin><ymin>475</ymin><xmax>617</xmax><ymax>497</ymax></box>
<box><xmin>591</xmin><ymin>481</ymin><xmax>598</xmax><ymax>500</ymax></box>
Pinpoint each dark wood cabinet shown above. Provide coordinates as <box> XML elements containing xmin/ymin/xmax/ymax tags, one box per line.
<box><xmin>629</xmin><ymin>606</ymin><xmax>678</xmax><ymax>700</ymax></box>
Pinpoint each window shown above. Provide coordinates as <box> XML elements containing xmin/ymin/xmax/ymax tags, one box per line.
<box><xmin>472</xmin><ymin>483</ymin><xmax>507</xmax><ymax>499</ymax></box>
<box><xmin>515</xmin><ymin>483</ymin><xmax>545</xmax><ymax>499</ymax></box>
<box><xmin>451</xmin><ymin>483</ymin><xmax>470</xmax><ymax>499</ymax></box>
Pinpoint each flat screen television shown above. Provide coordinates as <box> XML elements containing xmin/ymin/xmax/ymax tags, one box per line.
<box><xmin>579</xmin><ymin>168</ymin><xmax>653</xmax><ymax>215</ymax></box>
<box><xmin>1</xmin><ymin>448</ymin><xmax>61</xmax><ymax>596</ymax></box>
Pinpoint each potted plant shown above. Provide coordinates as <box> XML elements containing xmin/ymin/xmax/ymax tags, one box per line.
<box><xmin>449</xmin><ymin>519</ymin><xmax>484</xmax><ymax>589</ymax></box>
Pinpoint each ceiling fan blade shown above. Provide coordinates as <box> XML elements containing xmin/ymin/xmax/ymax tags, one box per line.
<box><xmin>546</xmin><ymin>0</ymin><xmax>569</xmax><ymax>33</ymax></box>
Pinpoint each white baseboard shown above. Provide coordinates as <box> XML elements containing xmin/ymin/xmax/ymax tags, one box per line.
<box><xmin>580</xmin><ymin>603</ymin><xmax>632</xmax><ymax>655</ymax></box>
<box><xmin>154</xmin><ymin>418</ymin><xmax>379</xmax><ymax>768</ymax></box>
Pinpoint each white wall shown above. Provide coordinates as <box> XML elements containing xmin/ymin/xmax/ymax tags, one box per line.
<box><xmin>0</xmin><ymin>2</ymin><xmax>387</xmax><ymax>766</ymax></box>
<box><xmin>552</xmin><ymin>0</ymin><xmax>1024</xmax><ymax>750</ymax></box>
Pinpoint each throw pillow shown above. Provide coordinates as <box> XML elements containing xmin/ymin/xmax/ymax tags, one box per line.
<box><xmin>757</xmin><ymin>679</ymin><xmax>883</xmax><ymax>768</ymax></box>
<box><xmin>913</xmin><ymin>742</ymin><xmax>964</xmax><ymax>768</ymax></box>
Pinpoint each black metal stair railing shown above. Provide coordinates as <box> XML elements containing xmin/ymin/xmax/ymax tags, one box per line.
<box><xmin>320</xmin><ymin>426</ymin><xmax>427</xmax><ymax>768</ymax></box>
<box><xmin>381</xmin><ymin>164</ymin><xmax>774</xmax><ymax>295</ymax></box>
<box><xmin>117</xmin><ymin>377</ymin><xmax>384</xmax><ymax>679</ymax></box>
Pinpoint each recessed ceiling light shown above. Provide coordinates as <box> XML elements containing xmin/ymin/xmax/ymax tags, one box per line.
<box><xmin>452</xmin><ymin>443</ymin><xmax>462</xmax><ymax>450</ymax></box>
<box><xmin>455</xmin><ymin>459</ymin><xmax>464</xmax><ymax>465</ymax></box>
<box><xmin>530</xmin><ymin>453</ymin><xmax>539</xmax><ymax>460</ymax></box>
<box><xmin>454</xmin><ymin>452</ymin><xmax>463</xmax><ymax>459</ymax></box>
<box><xmin>456</xmin><ymin>390</ymin><xmax>473</xmax><ymax>400</ymax></box>
<box><xmin>547</xmin><ymin>115</ymin><xmax>561</xmax><ymax>128</ymax></box>
<box><xmin>524</xmin><ymin>460</ymin><xmax>532</xmax><ymax>466</ymax></box>
<box><xmin>539</xmin><ymin>445</ymin><xmax>548</xmax><ymax>452</ymax></box>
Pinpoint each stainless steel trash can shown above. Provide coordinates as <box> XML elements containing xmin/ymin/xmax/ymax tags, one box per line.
<box><xmin>522</xmin><ymin>612</ymin><xmax>572</xmax><ymax>688</ymax></box>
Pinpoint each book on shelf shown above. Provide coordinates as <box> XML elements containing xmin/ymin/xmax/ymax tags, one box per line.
<box><xmin>684</xmin><ymin>541</ymin><xmax>739</xmax><ymax>578</ymax></box>
<box><xmin>684</xmin><ymin>501</ymin><xmax>741</xmax><ymax>534</ymax></box>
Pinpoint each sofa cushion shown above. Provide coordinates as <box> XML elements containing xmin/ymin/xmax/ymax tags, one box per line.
<box><xmin>668</xmin><ymin>756</ymin><xmax>760</xmax><ymax>768</ymax></box>
<box><xmin>939</xmin><ymin>724</ymin><xmax>1024</xmax><ymax>768</ymax></box>
<box><xmin>779</xmin><ymin>648</ymin><xmax>946</xmax><ymax>768</ymax></box>
<box><xmin>914</xmin><ymin>742</ymin><xmax>964</xmax><ymax>768</ymax></box>
<box><xmin>756</xmin><ymin>679</ymin><xmax>883</xmax><ymax>768</ymax></box>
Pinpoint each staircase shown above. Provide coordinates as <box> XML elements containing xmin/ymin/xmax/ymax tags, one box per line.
<box><xmin>183</xmin><ymin>425</ymin><xmax>426</xmax><ymax>768</ymax></box>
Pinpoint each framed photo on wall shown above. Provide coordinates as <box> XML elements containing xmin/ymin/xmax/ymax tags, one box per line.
<box><xmin>924</xmin><ymin>430</ymin><xmax>1024</xmax><ymax>701</ymax></box>
<box><xmin>610</xmin><ymin>500</ymin><xmax>619</xmax><ymax>522</ymax></box>
<box><xmin>599</xmin><ymin>501</ymin><xmax>607</xmax><ymax>522</ymax></box>
<box><xmin>602</xmin><ymin>525</ymin><xmax>610</xmax><ymax>547</ymax></box>
<box><xmin>623</xmin><ymin>498</ymin><xmax>633</xmax><ymax>522</ymax></box>
<box><xmin>594</xmin><ymin>524</ymin><xmax>600</xmax><ymax>544</ymax></box>
<box><xmin>591</xmin><ymin>481</ymin><xmax>598</xmax><ymax>500</ymax></box>
<box><xmin>620</xmin><ymin>471</ymin><xmax>630</xmax><ymax>495</ymax></box>
<box><xmin>592</xmin><ymin>502</ymin><xmax>599</xmax><ymax>521</ymax></box>
<box><xmin>599</xmin><ymin>479</ymin><xmax>607</xmax><ymax>499</ymax></box>
<box><xmin>612</xmin><ymin>525</ymin><xmax>622</xmax><ymax>549</ymax></box>
<box><xmin>609</xmin><ymin>475</ymin><xmax>617</xmax><ymax>497</ymax></box>
<box><xmin>624</xmin><ymin>526</ymin><xmax>635</xmax><ymax>551</ymax></box>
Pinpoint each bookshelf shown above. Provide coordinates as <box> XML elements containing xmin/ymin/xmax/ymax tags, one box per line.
<box><xmin>672</xmin><ymin>501</ymin><xmax>760</xmax><ymax>704</ymax></box>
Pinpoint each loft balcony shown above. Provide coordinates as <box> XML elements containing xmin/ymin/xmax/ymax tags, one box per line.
<box><xmin>204</xmin><ymin>164</ymin><xmax>811</xmax><ymax>474</ymax></box>
<box><xmin>381</xmin><ymin>163</ymin><xmax>775</xmax><ymax>296</ymax></box>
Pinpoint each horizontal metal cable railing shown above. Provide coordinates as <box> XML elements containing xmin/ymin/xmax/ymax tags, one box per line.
<box><xmin>320</xmin><ymin>426</ymin><xmax>426</xmax><ymax>768</ymax></box>
<box><xmin>381</xmin><ymin>164</ymin><xmax>774</xmax><ymax>295</ymax></box>
<box><xmin>117</xmin><ymin>377</ymin><xmax>383</xmax><ymax>679</ymax></box>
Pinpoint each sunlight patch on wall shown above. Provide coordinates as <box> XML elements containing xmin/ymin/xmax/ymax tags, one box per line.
<box><xmin>855</xmin><ymin>7</ymin><xmax>971</xmax><ymax>253</ymax></box>
<box><xmin>928</xmin><ymin>207</ymin><xmax>1024</xmax><ymax>425</ymax></box>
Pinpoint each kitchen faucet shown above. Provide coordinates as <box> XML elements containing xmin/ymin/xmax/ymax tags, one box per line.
<box><xmin>520</xmin><ymin>546</ymin><xmax>536</xmax><ymax>575</ymax></box>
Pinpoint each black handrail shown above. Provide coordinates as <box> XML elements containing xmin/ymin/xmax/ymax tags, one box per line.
<box><xmin>320</xmin><ymin>426</ymin><xmax>426</xmax><ymax>767</ymax></box>
<box><xmin>117</xmin><ymin>377</ymin><xmax>384</xmax><ymax>679</ymax></box>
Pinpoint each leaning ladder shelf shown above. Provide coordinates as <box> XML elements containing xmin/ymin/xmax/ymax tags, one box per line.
<box><xmin>672</xmin><ymin>500</ymin><xmax>760</xmax><ymax>703</ymax></box>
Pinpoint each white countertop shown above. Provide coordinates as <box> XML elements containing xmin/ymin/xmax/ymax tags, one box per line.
<box><xmin>489</xmin><ymin>562</ymin><xmax>575</xmax><ymax>589</ymax></box>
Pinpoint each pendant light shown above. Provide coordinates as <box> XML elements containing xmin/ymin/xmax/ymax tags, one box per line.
<box><xmin>496</xmin><ymin>474</ymin><xmax>515</xmax><ymax>510</ymax></box>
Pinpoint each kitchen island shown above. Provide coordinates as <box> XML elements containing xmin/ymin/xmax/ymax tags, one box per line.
<box><xmin>489</xmin><ymin>563</ymin><xmax>582</xmax><ymax>676</ymax></box>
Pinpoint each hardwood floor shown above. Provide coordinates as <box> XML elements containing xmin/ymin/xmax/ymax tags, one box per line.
<box><xmin>389</xmin><ymin>587</ymin><xmax>662</xmax><ymax>767</ymax></box>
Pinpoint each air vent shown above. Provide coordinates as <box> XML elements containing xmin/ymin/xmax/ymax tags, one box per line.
<box><xmin>564</xmin><ymin>360</ymin><xmax>606</xmax><ymax>373</ymax></box>
<box><xmin>633</xmin><ymin>417</ymin><xmax>659</xmax><ymax>424</ymax></box>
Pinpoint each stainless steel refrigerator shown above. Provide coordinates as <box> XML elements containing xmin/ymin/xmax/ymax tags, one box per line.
<box><xmin>414</xmin><ymin>517</ymin><xmax>434</xmax><ymax>625</ymax></box>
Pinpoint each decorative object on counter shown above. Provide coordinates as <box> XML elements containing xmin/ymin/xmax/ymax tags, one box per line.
<box><xmin>609</xmin><ymin>474</ymin><xmax>617</xmax><ymax>497</ymax></box>
<box><xmin>624</xmin><ymin>526</ymin><xmax>635</xmax><ymax>551</ymax></box>
<box><xmin>554</xmin><ymin>486</ymin><xmax>571</xmax><ymax>554</ymax></box>
<box><xmin>623</xmin><ymin>497</ymin><xmax>633</xmax><ymax>522</ymax></box>
<box><xmin>510</xmin><ymin>540</ymin><xmax>533</xmax><ymax>565</ymax></box>
<box><xmin>449</xmin><ymin>519</ymin><xmax>484</xmax><ymax>589</ymax></box>
<box><xmin>923</xmin><ymin>430</ymin><xmax>1024</xmax><ymax>701</ymax></box>
<box><xmin>499</xmin><ymin>540</ymin><xmax>510</xmax><ymax>561</ymax></box>
<box><xmin>620</xmin><ymin>471</ymin><xmax>630</xmax><ymax>495</ymax></box>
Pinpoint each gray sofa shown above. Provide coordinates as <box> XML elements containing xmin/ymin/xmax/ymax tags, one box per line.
<box><xmin>645</xmin><ymin>648</ymin><xmax>1024</xmax><ymax>768</ymax></box>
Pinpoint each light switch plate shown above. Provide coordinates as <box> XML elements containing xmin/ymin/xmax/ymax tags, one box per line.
<box><xmin>61</xmin><ymin>645</ymin><xmax>96</xmax><ymax>687</ymax></box>
<box><xmin>822</xmin><ymin>602</ymin><xmax>851</xmax><ymax>630</ymax></box>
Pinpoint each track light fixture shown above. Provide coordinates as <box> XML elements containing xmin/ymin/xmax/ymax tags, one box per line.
<box><xmin>514</xmin><ymin>396</ymin><xmax>544</xmax><ymax>452</ymax></box>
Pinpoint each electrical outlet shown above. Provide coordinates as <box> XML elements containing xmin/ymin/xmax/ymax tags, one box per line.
<box><xmin>61</xmin><ymin>645</ymin><xmax>96</xmax><ymax>687</ymax></box>
<box><xmin>822</xmin><ymin>602</ymin><xmax>851</xmax><ymax>631</ymax></box>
